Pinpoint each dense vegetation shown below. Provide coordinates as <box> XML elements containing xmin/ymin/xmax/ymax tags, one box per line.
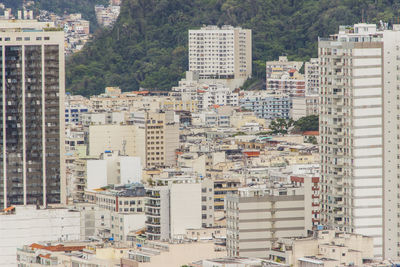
<box><xmin>269</xmin><ymin>115</ymin><xmax>319</xmax><ymax>135</ymax></box>
<box><xmin>293</xmin><ymin>115</ymin><xmax>319</xmax><ymax>132</ymax></box>
<box><xmin>67</xmin><ymin>0</ymin><xmax>400</xmax><ymax>96</ymax></box>
<box><xmin>1</xmin><ymin>0</ymin><xmax>22</xmax><ymax>10</ymax></box>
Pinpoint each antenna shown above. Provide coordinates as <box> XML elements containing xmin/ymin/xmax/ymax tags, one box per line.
<box><xmin>361</xmin><ymin>9</ymin><xmax>364</xmax><ymax>23</ymax></box>
<box><xmin>122</xmin><ymin>139</ymin><xmax>126</xmax><ymax>156</ymax></box>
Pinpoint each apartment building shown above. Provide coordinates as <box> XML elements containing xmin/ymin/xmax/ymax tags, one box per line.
<box><xmin>290</xmin><ymin>97</ymin><xmax>307</xmax><ymax>120</ymax></box>
<box><xmin>290</xmin><ymin>175</ymin><xmax>320</xmax><ymax>228</ymax></box>
<box><xmin>172</xmin><ymin>71</ymin><xmax>239</xmax><ymax>111</ymax></box>
<box><xmin>88</xmin><ymin>124</ymin><xmax>145</xmax><ymax>159</ymax></box>
<box><xmin>65</xmin><ymin>103</ymin><xmax>89</xmax><ymax>125</ymax></box>
<box><xmin>84</xmin><ymin>184</ymin><xmax>146</xmax><ymax>241</ymax></box>
<box><xmin>145</xmin><ymin>178</ymin><xmax>214</xmax><ymax>241</ymax></box>
<box><xmin>0</xmin><ymin>20</ymin><xmax>66</xmax><ymax>208</ymax></box>
<box><xmin>305</xmin><ymin>58</ymin><xmax>320</xmax><ymax>95</ymax></box>
<box><xmin>214</xmin><ymin>179</ymin><xmax>241</xmax><ymax>212</ymax></box>
<box><xmin>266</xmin><ymin>56</ymin><xmax>303</xmax><ymax>80</ymax></box>
<box><xmin>132</xmin><ymin>110</ymin><xmax>180</xmax><ymax>168</ymax></box>
<box><xmin>0</xmin><ymin>206</ymin><xmax>80</xmax><ymax>266</ymax></box>
<box><xmin>240</xmin><ymin>91</ymin><xmax>292</xmax><ymax>120</ymax></box>
<box><xmin>81</xmin><ymin>111</ymin><xmax>126</xmax><ymax>125</ymax></box>
<box><xmin>319</xmin><ymin>23</ymin><xmax>400</xmax><ymax>258</ymax></box>
<box><xmin>85</xmin><ymin>184</ymin><xmax>146</xmax><ymax>213</ymax></box>
<box><xmin>290</xmin><ymin>95</ymin><xmax>319</xmax><ymax>120</ymax></box>
<box><xmin>188</xmin><ymin>25</ymin><xmax>252</xmax><ymax>89</ymax></box>
<box><xmin>226</xmin><ymin>186</ymin><xmax>310</xmax><ymax>258</ymax></box>
<box><xmin>86</xmin><ymin>151</ymin><xmax>142</xmax><ymax>189</ymax></box>
<box><xmin>267</xmin><ymin>70</ymin><xmax>306</xmax><ymax>97</ymax></box>
<box><xmin>305</xmin><ymin>95</ymin><xmax>319</xmax><ymax>116</ymax></box>
<box><xmin>268</xmin><ymin>230</ymin><xmax>374</xmax><ymax>267</ymax></box>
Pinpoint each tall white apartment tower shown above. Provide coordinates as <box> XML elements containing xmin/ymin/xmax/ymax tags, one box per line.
<box><xmin>188</xmin><ymin>25</ymin><xmax>252</xmax><ymax>89</ymax></box>
<box><xmin>0</xmin><ymin>20</ymin><xmax>65</xmax><ymax>208</ymax></box>
<box><xmin>319</xmin><ymin>23</ymin><xmax>400</xmax><ymax>259</ymax></box>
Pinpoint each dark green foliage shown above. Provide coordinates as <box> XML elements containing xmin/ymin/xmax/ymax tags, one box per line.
<box><xmin>67</xmin><ymin>0</ymin><xmax>400</xmax><ymax>96</ymax></box>
<box><xmin>294</xmin><ymin>115</ymin><xmax>319</xmax><ymax>132</ymax></box>
<box><xmin>1</xmin><ymin>0</ymin><xmax>23</xmax><ymax>10</ymax></box>
<box><xmin>269</xmin><ymin>118</ymin><xmax>294</xmax><ymax>135</ymax></box>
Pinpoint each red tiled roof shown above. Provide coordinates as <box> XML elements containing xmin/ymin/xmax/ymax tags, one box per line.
<box><xmin>30</xmin><ymin>243</ymin><xmax>85</xmax><ymax>252</ymax></box>
<box><xmin>303</xmin><ymin>131</ymin><xmax>319</xmax><ymax>136</ymax></box>
<box><xmin>2</xmin><ymin>206</ymin><xmax>15</xmax><ymax>212</ymax></box>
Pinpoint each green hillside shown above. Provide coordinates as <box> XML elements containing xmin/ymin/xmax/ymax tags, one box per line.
<box><xmin>66</xmin><ymin>0</ymin><xmax>400</xmax><ymax>96</ymax></box>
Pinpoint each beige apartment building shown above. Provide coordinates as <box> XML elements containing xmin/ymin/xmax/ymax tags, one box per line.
<box><xmin>134</xmin><ymin>110</ymin><xmax>180</xmax><ymax>168</ymax></box>
<box><xmin>89</xmin><ymin>110</ymin><xmax>179</xmax><ymax>169</ymax></box>
<box><xmin>268</xmin><ymin>230</ymin><xmax>374</xmax><ymax>267</ymax></box>
<box><xmin>226</xmin><ymin>186</ymin><xmax>311</xmax><ymax>258</ymax></box>
<box><xmin>89</xmin><ymin>124</ymin><xmax>145</xmax><ymax>159</ymax></box>
<box><xmin>188</xmin><ymin>25</ymin><xmax>252</xmax><ymax>89</ymax></box>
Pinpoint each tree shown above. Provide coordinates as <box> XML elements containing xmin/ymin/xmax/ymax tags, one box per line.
<box><xmin>269</xmin><ymin>118</ymin><xmax>294</xmax><ymax>135</ymax></box>
<box><xmin>66</xmin><ymin>0</ymin><xmax>400</xmax><ymax>95</ymax></box>
<box><xmin>294</xmin><ymin>115</ymin><xmax>319</xmax><ymax>132</ymax></box>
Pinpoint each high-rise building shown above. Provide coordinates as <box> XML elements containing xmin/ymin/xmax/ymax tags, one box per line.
<box><xmin>132</xmin><ymin>110</ymin><xmax>179</xmax><ymax>168</ymax></box>
<box><xmin>319</xmin><ymin>23</ymin><xmax>400</xmax><ymax>258</ymax></box>
<box><xmin>0</xmin><ymin>20</ymin><xmax>65</xmax><ymax>208</ymax></box>
<box><xmin>305</xmin><ymin>58</ymin><xmax>320</xmax><ymax>95</ymax></box>
<box><xmin>188</xmin><ymin>25</ymin><xmax>252</xmax><ymax>89</ymax></box>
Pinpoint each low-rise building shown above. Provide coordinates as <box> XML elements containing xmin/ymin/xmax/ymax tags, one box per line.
<box><xmin>267</xmin><ymin>230</ymin><xmax>374</xmax><ymax>267</ymax></box>
<box><xmin>145</xmin><ymin>178</ymin><xmax>214</xmax><ymax>241</ymax></box>
<box><xmin>0</xmin><ymin>206</ymin><xmax>81</xmax><ymax>266</ymax></box>
<box><xmin>240</xmin><ymin>91</ymin><xmax>292</xmax><ymax>120</ymax></box>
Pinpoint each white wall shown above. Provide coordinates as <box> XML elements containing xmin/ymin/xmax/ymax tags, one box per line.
<box><xmin>170</xmin><ymin>183</ymin><xmax>202</xmax><ymax>238</ymax></box>
<box><xmin>0</xmin><ymin>206</ymin><xmax>81</xmax><ymax>266</ymax></box>
<box><xmin>120</xmin><ymin>157</ymin><xmax>142</xmax><ymax>184</ymax></box>
<box><xmin>87</xmin><ymin>160</ymin><xmax>108</xmax><ymax>189</ymax></box>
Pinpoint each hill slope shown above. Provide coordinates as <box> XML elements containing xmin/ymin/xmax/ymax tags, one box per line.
<box><xmin>66</xmin><ymin>0</ymin><xmax>400</xmax><ymax>96</ymax></box>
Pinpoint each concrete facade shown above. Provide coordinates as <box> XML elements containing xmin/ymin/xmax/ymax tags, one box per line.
<box><xmin>319</xmin><ymin>23</ymin><xmax>400</xmax><ymax>258</ymax></box>
<box><xmin>0</xmin><ymin>20</ymin><xmax>66</xmax><ymax>208</ymax></box>
<box><xmin>189</xmin><ymin>25</ymin><xmax>252</xmax><ymax>89</ymax></box>
<box><xmin>226</xmin><ymin>186</ymin><xmax>310</xmax><ymax>258</ymax></box>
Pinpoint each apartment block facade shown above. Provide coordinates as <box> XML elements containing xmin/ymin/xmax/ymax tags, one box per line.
<box><xmin>226</xmin><ymin>186</ymin><xmax>309</xmax><ymax>258</ymax></box>
<box><xmin>240</xmin><ymin>91</ymin><xmax>292</xmax><ymax>120</ymax></box>
<box><xmin>319</xmin><ymin>23</ymin><xmax>400</xmax><ymax>258</ymax></box>
<box><xmin>0</xmin><ymin>20</ymin><xmax>65</xmax><ymax>208</ymax></box>
<box><xmin>305</xmin><ymin>58</ymin><xmax>320</xmax><ymax>95</ymax></box>
<box><xmin>188</xmin><ymin>25</ymin><xmax>252</xmax><ymax>89</ymax></box>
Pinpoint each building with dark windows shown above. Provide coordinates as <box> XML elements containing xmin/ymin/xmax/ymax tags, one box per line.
<box><xmin>0</xmin><ymin>20</ymin><xmax>65</xmax><ymax>208</ymax></box>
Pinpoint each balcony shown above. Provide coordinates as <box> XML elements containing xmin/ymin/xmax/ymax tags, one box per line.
<box><xmin>146</xmin><ymin>220</ymin><xmax>160</xmax><ymax>226</ymax></box>
<box><xmin>145</xmin><ymin>210</ymin><xmax>160</xmax><ymax>216</ymax></box>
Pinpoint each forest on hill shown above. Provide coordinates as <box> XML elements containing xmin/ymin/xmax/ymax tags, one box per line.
<box><xmin>60</xmin><ymin>0</ymin><xmax>400</xmax><ymax>95</ymax></box>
